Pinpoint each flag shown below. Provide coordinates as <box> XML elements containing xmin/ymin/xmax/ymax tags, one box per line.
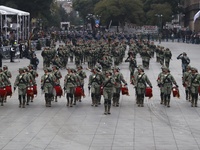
<box><xmin>194</xmin><ymin>10</ymin><xmax>200</xmax><ymax>23</ymax></box>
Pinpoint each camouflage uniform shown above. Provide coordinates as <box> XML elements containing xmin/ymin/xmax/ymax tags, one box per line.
<box><xmin>41</xmin><ymin>68</ymin><xmax>56</xmax><ymax>107</ymax></box>
<box><xmin>188</xmin><ymin>67</ymin><xmax>200</xmax><ymax>107</ymax></box>
<box><xmin>0</xmin><ymin>68</ymin><xmax>10</xmax><ymax>106</ymax></box>
<box><xmin>157</xmin><ymin>66</ymin><xmax>166</xmax><ymax>104</ymax></box>
<box><xmin>160</xmin><ymin>68</ymin><xmax>178</xmax><ymax>107</ymax></box>
<box><xmin>102</xmin><ymin>70</ymin><xmax>115</xmax><ymax>115</ymax></box>
<box><xmin>125</xmin><ymin>54</ymin><xmax>137</xmax><ymax>80</ymax></box>
<box><xmin>182</xmin><ymin>66</ymin><xmax>192</xmax><ymax>101</ymax></box>
<box><xmin>164</xmin><ymin>48</ymin><xmax>172</xmax><ymax>68</ymax></box>
<box><xmin>52</xmin><ymin>65</ymin><xmax>62</xmax><ymax>102</ymax></box>
<box><xmin>135</xmin><ymin>68</ymin><xmax>152</xmax><ymax>107</ymax></box>
<box><xmin>88</xmin><ymin>68</ymin><xmax>103</xmax><ymax>107</ymax></box>
<box><xmin>112</xmin><ymin>67</ymin><xmax>127</xmax><ymax>107</ymax></box>
<box><xmin>77</xmin><ymin>66</ymin><xmax>87</xmax><ymax>102</ymax></box>
<box><xmin>64</xmin><ymin>68</ymin><xmax>76</xmax><ymax>107</ymax></box>
<box><xmin>14</xmin><ymin>68</ymin><xmax>30</xmax><ymax>108</ymax></box>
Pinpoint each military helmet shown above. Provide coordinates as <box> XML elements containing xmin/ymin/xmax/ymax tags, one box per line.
<box><xmin>19</xmin><ymin>68</ymin><xmax>24</xmax><ymax>72</ymax></box>
<box><xmin>191</xmin><ymin>67</ymin><xmax>198</xmax><ymax>72</ymax></box>
<box><xmin>106</xmin><ymin>70</ymin><xmax>112</xmax><ymax>75</ymax></box>
<box><xmin>3</xmin><ymin>65</ymin><xmax>8</xmax><ymax>69</ymax></box>
<box><xmin>23</xmin><ymin>67</ymin><xmax>29</xmax><ymax>71</ymax></box>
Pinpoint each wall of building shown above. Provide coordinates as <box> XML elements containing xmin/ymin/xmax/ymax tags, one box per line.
<box><xmin>184</xmin><ymin>0</ymin><xmax>200</xmax><ymax>32</ymax></box>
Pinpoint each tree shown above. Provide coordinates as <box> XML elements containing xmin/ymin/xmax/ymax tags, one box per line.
<box><xmin>146</xmin><ymin>3</ymin><xmax>172</xmax><ymax>26</ymax></box>
<box><xmin>94</xmin><ymin>0</ymin><xmax>144</xmax><ymax>30</ymax></box>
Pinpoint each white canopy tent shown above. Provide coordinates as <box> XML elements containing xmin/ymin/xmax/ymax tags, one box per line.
<box><xmin>0</xmin><ymin>5</ymin><xmax>30</xmax><ymax>42</ymax></box>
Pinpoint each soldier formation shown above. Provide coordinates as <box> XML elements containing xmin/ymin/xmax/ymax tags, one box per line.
<box><xmin>1</xmin><ymin>36</ymin><xmax>200</xmax><ymax>116</ymax></box>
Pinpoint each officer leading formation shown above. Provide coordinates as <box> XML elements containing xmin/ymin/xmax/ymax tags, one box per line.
<box><xmin>3</xmin><ymin>37</ymin><xmax>200</xmax><ymax>115</ymax></box>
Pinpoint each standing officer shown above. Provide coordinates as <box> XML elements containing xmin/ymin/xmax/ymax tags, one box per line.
<box><xmin>189</xmin><ymin>67</ymin><xmax>200</xmax><ymax>107</ymax></box>
<box><xmin>41</xmin><ymin>68</ymin><xmax>56</xmax><ymax>107</ymax></box>
<box><xmin>102</xmin><ymin>70</ymin><xmax>115</xmax><ymax>115</ymax></box>
<box><xmin>160</xmin><ymin>67</ymin><xmax>178</xmax><ymax>107</ymax></box>
<box><xmin>177</xmin><ymin>52</ymin><xmax>190</xmax><ymax>73</ymax></box>
<box><xmin>14</xmin><ymin>68</ymin><xmax>30</xmax><ymax>108</ymax></box>
<box><xmin>64</xmin><ymin>68</ymin><xmax>76</xmax><ymax>107</ymax></box>
<box><xmin>135</xmin><ymin>67</ymin><xmax>152</xmax><ymax>107</ymax></box>
<box><xmin>112</xmin><ymin>66</ymin><xmax>127</xmax><ymax>107</ymax></box>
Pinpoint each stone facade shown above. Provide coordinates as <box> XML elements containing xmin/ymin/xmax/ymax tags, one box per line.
<box><xmin>184</xmin><ymin>0</ymin><xmax>200</xmax><ymax>31</ymax></box>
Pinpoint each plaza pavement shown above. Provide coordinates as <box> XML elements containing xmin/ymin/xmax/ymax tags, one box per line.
<box><xmin>0</xmin><ymin>41</ymin><xmax>200</xmax><ymax>150</ymax></box>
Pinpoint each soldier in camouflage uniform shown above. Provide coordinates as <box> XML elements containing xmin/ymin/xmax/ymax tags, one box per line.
<box><xmin>125</xmin><ymin>53</ymin><xmax>137</xmax><ymax>80</ymax></box>
<box><xmin>157</xmin><ymin>66</ymin><xmax>166</xmax><ymax>104</ymax></box>
<box><xmin>159</xmin><ymin>47</ymin><xmax>165</xmax><ymax>66</ymax></box>
<box><xmin>88</xmin><ymin>67</ymin><xmax>103</xmax><ymax>107</ymax></box>
<box><xmin>3</xmin><ymin>65</ymin><xmax>12</xmax><ymax>102</ymax></box>
<box><xmin>182</xmin><ymin>65</ymin><xmax>192</xmax><ymax>101</ymax></box>
<box><xmin>41</xmin><ymin>68</ymin><xmax>56</xmax><ymax>107</ymax></box>
<box><xmin>0</xmin><ymin>68</ymin><xmax>10</xmax><ymax>106</ymax></box>
<box><xmin>98</xmin><ymin>54</ymin><xmax>112</xmax><ymax>74</ymax></box>
<box><xmin>102</xmin><ymin>70</ymin><xmax>115</xmax><ymax>115</ymax></box>
<box><xmin>135</xmin><ymin>67</ymin><xmax>152</xmax><ymax>107</ymax></box>
<box><xmin>188</xmin><ymin>67</ymin><xmax>200</xmax><ymax>107</ymax></box>
<box><xmin>28</xmin><ymin>64</ymin><xmax>38</xmax><ymax>102</ymax></box>
<box><xmin>52</xmin><ymin>65</ymin><xmax>62</xmax><ymax>102</ymax></box>
<box><xmin>14</xmin><ymin>68</ymin><xmax>30</xmax><ymax>108</ymax></box>
<box><xmin>140</xmin><ymin>46</ymin><xmax>151</xmax><ymax>69</ymax></box>
<box><xmin>41</xmin><ymin>47</ymin><xmax>51</xmax><ymax>68</ymax></box>
<box><xmin>77</xmin><ymin>65</ymin><xmax>87</xmax><ymax>102</ymax></box>
<box><xmin>112</xmin><ymin>66</ymin><xmax>127</xmax><ymax>107</ymax></box>
<box><xmin>64</xmin><ymin>68</ymin><xmax>76</xmax><ymax>107</ymax></box>
<box><xmin>160</xmin><ymin>67</ymin><xmax>178</xmax><ymax>107</ymax></box>
<box><xmin>164</xmin><ymin>48</ymin><xmax>172</xmax><ymax>68</ymax></box>
<box><xmin>24</xmin><ymin>67</ymin><xmax>35</xmax><ymax>105</ymax></box>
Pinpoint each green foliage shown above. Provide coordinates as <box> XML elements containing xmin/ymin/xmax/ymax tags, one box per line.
<box><xmin>94</xmin><ymin>0</ymin><xmax>144</xmax><ymax>27</ymax></box>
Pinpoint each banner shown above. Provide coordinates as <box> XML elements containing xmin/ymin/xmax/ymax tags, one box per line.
<box><xmin>194</xmin><ymin>10</ymin><xmax>200</xmax><ymax>23</ymax></box>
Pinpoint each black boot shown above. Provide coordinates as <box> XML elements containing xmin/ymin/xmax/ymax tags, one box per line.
<box><xmin>104</xmin><ymin>105</ymin><xmax>107</xmax><ymax>115</ymax></box>
<box><xmin>107</xmin><ymin>106</ymin><xmax>111</xmax><ymax>114</ymax></box>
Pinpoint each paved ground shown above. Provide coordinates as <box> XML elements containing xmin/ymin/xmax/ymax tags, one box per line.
<box><xmin>0</xmin><ymin>41</ymin><xmax>200</xmax><ymax>150</ymax></box>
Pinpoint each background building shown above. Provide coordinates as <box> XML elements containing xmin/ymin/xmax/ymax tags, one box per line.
<box><xmin>184</xmin><ymin>0</ymin><xmax>200</xmax><ymax>32</ymax></box>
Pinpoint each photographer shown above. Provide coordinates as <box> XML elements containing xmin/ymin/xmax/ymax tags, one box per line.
<box><xmin>177</xmin><ymin>52</ymin><xmax>190</xmax><ymax>73</ymax></box>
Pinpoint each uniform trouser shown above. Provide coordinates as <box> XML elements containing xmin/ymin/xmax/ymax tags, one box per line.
<box><xmin>191</xmin><ymin>93</ymin><xmax>198</xmax><ymax>105</ymax></box>
<box><xmin>91</xmin><ymin>93</ymin><xmax>101</xmax><ymax>105</ymax></box>
<box><xmin>113</xmin><ymin>93</ymin><xmax>120</xmax><ymax>105</ymax></box>
<box><xmin>165</xmin><ymin>60</ymin><xmax>170</xmax><ymax>68</ymax></box>
<box><xmin>66</xmin><ymin>93</ymin><xmax>73</xmax><ymax>105</ymax></box>
<box><xmin>185</xmin><ymin>87</ymin><xmax>191</xmax><ymax>100</ymax></box>
<box><xmin>103</xmin><ymin>88</ymin><xmax>113</xmax><ymax>106</ymax></box>
<box><xmin>18</xmin><ymin>95</ymin><xmax>26</xmax><ymax>106</ymax></box>
<box><xmin>164</xmin><ymin>94</ymin><xmax>171</xmax><ymax>105</ymax></box>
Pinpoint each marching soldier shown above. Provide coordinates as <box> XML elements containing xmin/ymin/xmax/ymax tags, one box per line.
<box><xmin>52</xmin><ymin>65</ymin><xmax>62</xmax><ymax>102</ymax></box>
<box><xmin>182</xmin><ymin>65</ymin><xmax>192</xmax><ymax>101</ymax></box>
<box><xmin>125</xmin><ymin>53</ymin><xmax>137</xmax><ymax>80</ymax></box>
<box><xmin>135</xmin><ymin>67</ymin><xmax>152</xmax><ymax>107</ymax></box>
<box><xmin>24</xmin><ymin>67</ymin><xmax>35</xmax><ymax>105</ymax></box>
<box><xmin>28</xmin><ymin>64</ymin><xmax>38</xmax><ymax>102</ymax></box>
<box><xmin>140</xmin><ymin>46</ymin><xmax>151</xmax><ymax>69</ymax></box>
<box><xmin>64</xmin><ymin>68</ymin><xmax>76</xmax><ymax>107</ymax></box>
<box><xmin>112</xmin><ymin>66</ymin><xmax>127</xmax><ymax>107</ymax></box>
<box><xmin>41</xmin><ymin>68</ymin><xmax>56</xmax><ymax>107</ymax></box>
<box><xmin>160</xmin><ymin>67</ymin><xmax>178</xmax><ymax>107</ymax></box>
<box><xmin>188</xmin><ymin>67</ymin><xmax>200</xmax><ymax>107</ymax></box>
<box><xmin>157</xmin><ymin>66</ymin><xmax>166</xmax><ymax>104</ymax></box>
<box><xmin>77</xmin><ymin>65</ymin><xmax>87</xmax><ymax>102</ymax></box>
<box><xmin>0</xmin><ymin>68</ymin><xmax>10</xmax><ymax>106</ymax></box>
<box><xmin>2</xmin><ymin>65</ymin><xmax>12</xmax><ymax>102</ymax></box>
<box><xmin>164</xmin><ymin>48</ymin><xmax>172</xmax><ymax>68</ymax></box>
<box><xmin>88</xmin><ymin>67</ymin><xmax>103</xmax><ymax>107</ymax></box>
<box><xmin>14</xmin><ymin>68</ymin><xmax>30</xmax><ymax>108</ymax></box>
<box><xmin>102</xmin><ymin>70</ymin><xmax>115</xmax><ymax>115</ymax></box>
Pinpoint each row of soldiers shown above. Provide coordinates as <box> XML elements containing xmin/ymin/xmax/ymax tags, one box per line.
<box><xmin>41</xmin><ymin>39</ymin><xmax>127</xmax><ymax>70</ymax></box>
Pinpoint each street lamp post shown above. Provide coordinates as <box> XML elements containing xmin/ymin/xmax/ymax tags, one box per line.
<box><xmin>155</xmin><ymin>14</ymin><xmax>163</xmax><ymax>43</ymax></box>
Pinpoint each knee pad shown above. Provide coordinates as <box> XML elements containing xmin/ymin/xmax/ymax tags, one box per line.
<box><xmin>45</xmin><ymin>93</ymin><xmax>48</xmax><ymax>98</ymax></box>
<box><xmin>104</xmin><ymin>99</ymin><xmax>108</xmax><ymax>104</ymax></box>
<box><xmin>91</xmin><ymin>93</ymin><xmax>95</xmax><ymax>99</ymax></box>
<box><xmin>108</xmin><ymin>100</ymin><xmax>111</xmax><ymax>105</ymax></box>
